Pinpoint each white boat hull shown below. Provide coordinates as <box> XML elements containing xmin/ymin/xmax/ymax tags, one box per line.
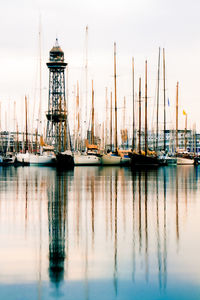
<box><xmin>29</xmin><ymin>154</ymin><xmax>56</xmax><ymax>165</ymax></box>
<box><xmin>165</xmin><ymin>157</ymin><xmax>177</xmax><ymax>165</ymax></box>
<box><xmin>16</xmin><ymin>153</ymin><xmax>30</xmax><ymax>164</ymax></box>
<box><xmin>74</xmin><ymin>154</ymin><xmax>101</xmax><ymax>165</ymax></box>
<box><xmin>101</xmin><ymin>154</ymin><xmax>122</xmax><ymax>165</ymax></box>
<box><xmin>177</xmin><ymin>157</ymin><xmax>194</xmax><ymax>165</ymax></box>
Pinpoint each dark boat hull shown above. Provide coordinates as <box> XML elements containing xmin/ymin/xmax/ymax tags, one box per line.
<box><xmin>56</xmin><ymin>153</ymin><xmax>74</xmax><ymax>169</ymax></box>
<box><xmin>130</xmin><ymin>153</ymin><xmax>165</xmax><ymax>167</ymax></box>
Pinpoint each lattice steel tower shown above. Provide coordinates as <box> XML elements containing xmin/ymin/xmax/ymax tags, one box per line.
<box><xmin>46</xmin><ymin>39</ymin><xmax>70</xmax><ymax>151</ymax></box>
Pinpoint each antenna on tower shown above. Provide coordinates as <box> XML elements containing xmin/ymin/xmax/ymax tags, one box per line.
<box><xmin>55</xmin><ymin>37</ymin><xmax>59</xmax><ymax>47</ymax></box>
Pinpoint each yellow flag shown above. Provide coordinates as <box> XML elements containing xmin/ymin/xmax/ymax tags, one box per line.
<box><xmin>183</xmin><ymin>110</ymin><xmax>187</xmax><ymax>116</ymax></box>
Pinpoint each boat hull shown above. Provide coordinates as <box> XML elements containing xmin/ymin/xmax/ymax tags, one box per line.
<box><xmin>165</xmin><ymin>157</ymin><xmax>177</xmax><ymax>165</ymax></box>
<box><xmin>29</xmin><ymin>154</ymin><xmax>56</xmax><ymax>166</ymax></box>
<box><xmin>177</xmin><ymin>157</ymin><xmax>194</xmax><ymax>165</ymax></box>
<box><xmin>15</xmin><ymin>153</ymin><xmax>30</xmax><ymax>166</ymax></box>
<box><xmin>130</xmin><ymin>153</ymin><xmax>163</xmax><ymax>167</ymax></box>
<box><xmin>56</xmin><ymin>153</ymin><xmax>74</xmax><ymax>169</ymax></box>
<box><xmin>74</xmin><ymin>154</ymin><xmax>101</xmax><ymax>166</ymax></box>
<box><xmin>101</xmin><ymin>154</ymin><xmax>122</xmax><ymax>166</ymax></box>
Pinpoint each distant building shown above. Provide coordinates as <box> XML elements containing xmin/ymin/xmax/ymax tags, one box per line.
<box><xmin>126</xmin><ymin>129</ymin><xmax>200</xmax><ymax>153</ymax></box>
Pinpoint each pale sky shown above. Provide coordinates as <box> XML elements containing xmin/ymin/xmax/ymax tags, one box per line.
<box><xmin>0</xmin><ymin>0</ymin><xmax>200</xmax><ymax>133</ymax></box>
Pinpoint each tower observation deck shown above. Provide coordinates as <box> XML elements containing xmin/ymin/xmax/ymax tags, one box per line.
<box><xmin>46</xmin><ymin>39</ymin><xmax>70</xmax><ymax>151</ymax></box>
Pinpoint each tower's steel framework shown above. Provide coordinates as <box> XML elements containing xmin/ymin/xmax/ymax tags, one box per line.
<box><xmin>46</xmin><ymin>39</ymin><xmax>70</xmax><ymax>151</ymax></box>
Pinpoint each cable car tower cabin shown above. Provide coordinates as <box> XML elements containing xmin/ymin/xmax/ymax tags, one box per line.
<box><xmin>46</xmin><ymin>39</ymin><xmax>68</xmax><ymax>151</ymax></box>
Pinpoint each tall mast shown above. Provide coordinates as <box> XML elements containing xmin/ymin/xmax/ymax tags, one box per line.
<box><xmin>105</xmin><ymin>87</ymin><xmax>108</xmax><ymax>148</ymax></box>
<box><xmin>35</xmin><ymin>128</ymin><xmax>38</xmax><ymax>154</ymax></box>
<box><xmin>132</xmin><ymin>57</ymin><xmax>135</xmax><ymax>150</ymax></box>
<box><xmin>102</xmin><ymin>122</ymin><xmax>104</xmax><ymax>150</ymax></box>
<box><xmin>38</xmin><ymin>16</ymin><xmax>42</xmax><ymax>136</ymax></box>
<box><xmin>76</xmin><ymin>82</ymin><xmax>80</xmax><ymax>150</ymax></box>
<box><xmin>163</xmin><ymin>48</ymin><xmax>166</xmax><ymax>153</ymax></box>
<box><xmin>25</xmin><ymin>96</ymin><xmax>28</xmax><ymax>152</ymax></box>
<box><xmin>156</xmin><ymin>47</ymin><xmax>160</xmax><ymax>152</ymax></box>
<box><xmin>176</xmin><ymin>82</ymin><xmax>179</xmax><ymax>152</ymax></box>
<box><xmin>145</xmin><ymin>61</ymin><xmax>148</xmax><ymax>156</ymax></box>
<box><xmin>14</xmin><ymin>101</ymin><xmax>16</xmax><ymax>152</ymax></box>
<box><xmin>64</xmin><ymin>94</ymin><xmax>67</xmax><ymax>151</ymax></box>
<box><xmin>114</xmin><ymin>42</ymin><xmax>118</xmax><ymax>152</ymax></box>
<box><xmin>184</xmin><ymin>112</ymin><xmax>187</xmax><ymax>151</ymax></box>
<box><xmin>123</xmin><ymin>96</ymin><xmax>126</xmax><ymax>149</ymax></box>
<box><xmin>16</xmin><ymin>123</ymin><xmax>19</xmax><ymax>153</ymax></box>
<box><xmin>73</xmin><ymin>85</ymin><xmax>76</xmax><ymax>150</ymax></box>
<box><xmin>110</xmin><ymin>91</ymin><xmax>113</xmax><ymax>152</ymax></box>
<box><xmin>91</xmin><ymin>80</ymin><xmax>94</xmax><ymax>144</ymax></box>
<box><xmin>138</xmin><ymin>78</ymin><xmax>141</xmax><ymax>154</ymax></box>
<box><xmin>85</xmin><ymin>25</ymin><xmax>88</xmax><ymax>137</ymax></box>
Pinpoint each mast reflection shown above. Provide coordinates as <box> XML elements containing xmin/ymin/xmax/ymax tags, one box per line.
<box><xmin>176</xmin><ymin>168</ymin><xmax>179</xmax><ymax>243</ymax></box>
<box><xmin>163</xmin><ymin>167</ymin><xmax>167</xmax><ymax>290</ymax></box>
<box><xmin>156</xmin><ymin>169</ymin><xmax>162</xmax><ymax>290</ymax></box>
<box><xmin>138</xmin><ymin>171</ymin><xmax>142</xmax><ymax>253</ymax></box>
<box><xmin>113</xmin><ymin>169</ymin><xmax>118</xmax><ymax>296</ymax></box>
<box><xmin>132</xmin><ymin>171</ymin><xmax>136</xmax><ymax>282</ymax></box>
<box><xmin>144</xmin><ymin>171</ymin><xmax>149</xmax><ymax>282</ymax></box>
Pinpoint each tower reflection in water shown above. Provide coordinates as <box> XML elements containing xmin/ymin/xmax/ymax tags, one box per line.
<box><xmin>48</xmin><ymin>171</ymin><xmax>69</xmax><ymax>286</ymax></box>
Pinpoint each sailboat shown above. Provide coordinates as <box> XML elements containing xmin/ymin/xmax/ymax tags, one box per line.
<box><xmin>175</xmin><ymin>83</ymin><xmax>194</xmax><ymax>165</ymax></box>
<box><xmin>130</xmin><ymin>61</ymin><xmax>163</xmax><ymax>167</ymax></box>
<box><xmin>161</xmin><ymin>48</ymin><xmax>177</xmax><ymax>165</ymax></box>
<box><xmin>15</xmin><ymin>96</ymin><xmax>30</xmax><ymax>166</ymax></box>
<box><xmin>74</xmin><ymin>80</ymin><xmax>101</xmax><ymax>166</ymax></box>
<box><xmin>101</xmin><ymin>43</ymin><xmax>126</xmax><ymax>166</ymax></box>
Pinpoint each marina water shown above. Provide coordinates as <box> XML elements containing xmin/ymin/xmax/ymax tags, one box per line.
<box><xmin>0</xmin><ymin>166</ymin><xmax>200</xmax><ymax>300</ymax></box>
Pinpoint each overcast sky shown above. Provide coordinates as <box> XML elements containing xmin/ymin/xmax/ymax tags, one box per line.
<box><xmin>0</xmin><ymin>0</ymin><xmax>200</xmax><ymax>133</ymax></box>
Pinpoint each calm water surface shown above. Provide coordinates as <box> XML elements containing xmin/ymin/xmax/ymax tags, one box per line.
<box><xmin>0</xmin><ymin>166</ymin><xmax>200</xmax><ymax>300</ymax></box>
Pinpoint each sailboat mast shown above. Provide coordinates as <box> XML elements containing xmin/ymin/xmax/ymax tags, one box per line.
<box><xmin>102</xmin><ymin>122</ymin><xmax>104</xmax><ymax>150</ymax></box>
<box><xmin>35</xmin><ymin>128</ymin><xmax>38</xmax><ymax>153</ymax></box>
<box><xmin>25</xmin><ymin>96</ymin><xmax>28</xmax><ymax>152</ymax></box>
<box><xmin>123</xmin><ymin>96</ymin><xmax>126</xmax><ymax>149</ymax></box>
<box><xmin>132</xmin><ymin>57</ymin><xmax>135</xmax><ymax>150</ymax></box>
<box><xmin>114</xmin><ymin>42</ymin><xmax>118</xmax><ymax>152</ymax></box>
<box><xmin>138</xmin><ymin>78</ymin><xmax>141</xmax><ymax>154</ymax></box>
<box><xmin>14</xmin><ymin>101</ymin><xmax>16</xmax><ymax>152</ymax></box>
<box><xmin>176</xmin><ymin>82</ymin><xmax>179</xmax><ymax>151</ymax></box>
<box><xmin>156</xmin><ymin>47</ymin><xmax>160</xmax><ymax>152</ymax></box>
<box><xmin>163</xmin><ymin>48</ymin><xmax>166</xmax><ymax>153</ymax></box>
<box><xmin>16</xmin><ymin>123</ymin><xmax>19</xmax><ymax>153</ymax></box>
<box><xmin>38</xmin><ymin>16</ymin><xmax>42</xmax><ymax>137</ymax></box>
<box><xmin>91</xmin><ymin>80</ymin><xmax>94</xmax><ymax>145</ymax></box>
<box><xmin>105</xmin><ymin>87</ymin><xmax>108</xmax><ymax>148</ymax></box>
<box><xmin>110</xmin><ymin>91</ymin><xmax>113</xmax><ymax>152</ymax></box>
<box><xmin>76</xmin><ymin>82</ymin><xmax>80</xmax><ymax>150</ymax></box>
<box><xmin>145</xmin><ymin>61</ymin><xmax>148</xmax><ymax>156</ymax></box>
<box><xmin>85</xmin><ymin>25</ymin><xmax>88</xmax><ymax>138</ymax></box>
<box><xmin>64</xmin><ymin>96</ymin><xmax>67</xmax><ymax>151</ymax></box>
<box><xmin>184</xmin><ymin>113</ymin><xmax>187</xmax><ymax>151</ymax></box>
